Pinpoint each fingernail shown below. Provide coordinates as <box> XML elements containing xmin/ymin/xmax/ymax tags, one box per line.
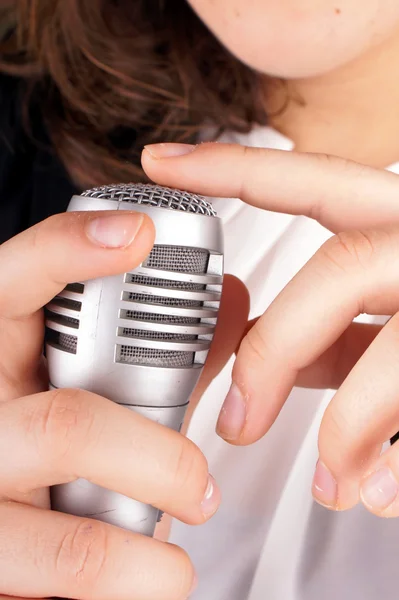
<box><xmin>201</xmin><ymin>474</ymin><xmax>221</xmax><ymax>517</ymax></box>
<box><xmin>144</xmin><ymin>143</ymin><xmax>196</xmax><ymax>159</ymax></box>
<box><xmin>86</xmin><ymin>213</ymin><xmax>144</xmax><ymax>248</ymax></box>
<box><xmin>361</xmin><ymin>467</ymin><xmax>399</xmax><ymax>511</ymax></box>
<box><xmin>312</xmin><ymin>460</ymin><xmax>338</xmax><ymax>509</ymax></box>
<box><xmin>216</xmin><ymin>383</ymin><xmax>247</xmax><ymax>441</ymax></box>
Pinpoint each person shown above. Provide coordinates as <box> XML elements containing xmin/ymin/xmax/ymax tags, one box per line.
<box><xmin>2</xmin><ymin>1</ymin><xmax>399</xmax><ymax>598</ymax></box>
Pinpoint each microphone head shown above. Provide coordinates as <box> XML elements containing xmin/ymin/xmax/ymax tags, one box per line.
<box><xmin>81</xmin><ymin>183</ymin><xmax>217</xmax><ymax>217</ymax></box>
<box><xmin>45</xmin><ymin>183</ymin><xmax>224</xmax><ymax>410</ymax></box>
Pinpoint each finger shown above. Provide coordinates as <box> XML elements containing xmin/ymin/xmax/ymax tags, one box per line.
<box><xmin>0</xmin><ymin>502</ymin><xmax>195</xmax><ymax>600</ymax></box>
<box><xmin>154</xmin><ymin>275</ymin><xmax>249</xmax><ymax>542</ymax></box>
<box><xmin>296</xmin><ymin>322</ymin><xmax>383</xmax><ymax>389</ymax></box>
<box><xmin>0</xmin><ymin>211</ymin><xmax>155</xmax><ymax>398</ymax></box>
<box><xmin>148</xmin><ymin>276</ymin><xmax>249</xmax><ymax>542</ymax></box>
<box><xmin>240</xmin><ymin>318</ymin><xmax>383</xmax><ymax>389</ymax></box>
<box><xmin>0</xmin><ymin>211</ymin><xmax>154</xmax><ymax>319</ymax></box>
<box><xmin>183</xmin><ymin>274</ymin><xmax>250</xmax><ymax>431</ymax></box>
<box><xmin>0</xmin><ymin>388</ymin><xmax>219</xmax><ymax>524</ymax></box>
<box><xmin>360</xmin><ymin>427</ymin><xmax>399</xmax><ymax>518</ymax></box>
<box><xmin>313</xmin><ymin>312</ymin><xmax>399</xmax><ymax>514</ymax></box>
<box><xmin>142</xmin><ymin>142</ymin><xmax>399</xmax><ymax>233</ymax></box>
<box><xmin>214</xmin><ymin>228</ymin><xmax>399</xmax><ymax>503</ymax></box>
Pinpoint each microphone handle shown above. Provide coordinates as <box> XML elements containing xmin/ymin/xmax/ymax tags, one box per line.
<box><xmin>50</xmin><ymin>395</ymin><xmax>189</xmax><ymax>537</ymax></box>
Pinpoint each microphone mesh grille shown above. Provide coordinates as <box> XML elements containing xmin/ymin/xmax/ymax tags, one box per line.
<box><xmin>121</xmin><ymin>329</ymin><xmax>196</xmax><ymax>342</ymax></box>
<box><xmin>128</xmin><ymin>274</ymin><xmax>204</xmax><ymax>291</ymax></box>
<box><xmin>45</xmin><ymin>284</ymin><xmax>85</xmax><ymax>355</ymax></box>
<box><xmin>59</xmin><ymin>333</ymin><xmax>78</xmax><ymax>354</ymax></box>
<box><xmin>121</xmin><ymin>310</ymin><xmax>200</xmax><ymax>326</ymax></box>
<box><xmin>81</xmin><ymin>183</ymin><xmax>217</xmax><ymax>217</ymax></box>
<box><xmin>126</xmin><ymin>292</ymin><xmax>201</xmax><ymax>308</ymax></box>
<box><xmin>118</xmin><ymin>243</ymin><xmax>215</xmax><ymax>368</ymax></box>
<box><xmin>116</xmin><ymin>346</ymin><xmax>194</xmax><ymax>368</ymax></box>
<box><xmin>143</xmin><ymin>245</ymin><xmax>209</xmax><ymax>273</ymax></box>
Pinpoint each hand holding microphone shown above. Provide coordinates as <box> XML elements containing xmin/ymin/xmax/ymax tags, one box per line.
<box><xmin>46</xmin><ymin>183</ymin><xmax>225</xmax><ymax>538</ymax></box>
<box><xmin>0</xmin><ymin>192</ymin><xmax>236</xmax><ymax>600</ymax></box>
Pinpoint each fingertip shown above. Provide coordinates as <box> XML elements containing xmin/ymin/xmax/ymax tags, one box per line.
<box><xmin>136</xmin><ymin>212</ymin><xmax>157</xmax><ymax>252</ymax></box>
<box><xmin>53</xmin><ymin>211</ymin><xmax>156</xmax><ymax>283</ymax></box>
<box><xmin>141</xmin><ymin>146</ymin><xmax>153</xmax><ymax>170</ymax></box>
<box><xmin>200</xmin><ymin>474</ymin><xmax>221</xmax><ymax>520</ymax></box>
<box><xmin>88</xmin><ymin>210</ymin><xmax>155</xmax><ymax>260</ymax></box>
<box><xmin>141</xmin><ymin>147</ymin><xmax>161</xmax><ymax>182</ymax></box>
<box><xmin>216</xmin><ymin>383</ymin><xmax>247</xmax><ymax>443</ymax></box>
<box><xmin>312</xmin><ymin>460</ymin><xmax>338</xmax><ymax>510</ymax></box>
<box><xmin>85</xmin><ymin>212</ymin><xmax>145</xmax><ymax>249</ymax></box>
<box><xmin>143</xmin><ymin>143</ymin><xmax>197</xmax><ymax>160</ymax></box>
<box><xmin>360</xmin><ymin>467</ymin><xmax>399</xmax><ymax>517</ymax></box>
<box><xmin>140</xmin><ymin>142</ymin><xmax>220</xmax><ymax>191</ymax></box>
<box><xmin>164</xmin><ymin>541</ymin><xmax>197</xmax><ymax>600</ymax></box>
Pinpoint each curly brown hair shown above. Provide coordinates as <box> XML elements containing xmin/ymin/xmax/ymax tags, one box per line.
<box><xmin>0</xmin><ymin>0</ymin><xmax>267</xmax><ymax>189</ymax></box>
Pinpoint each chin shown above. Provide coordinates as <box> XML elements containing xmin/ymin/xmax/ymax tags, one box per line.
<box><xmin>231</xmin><ymin>44</ymin><xmax>362</xmax><ymax>80</ymax></box>
<box><xmin>219</xmin><ymin>27</ymin><xmax>373</xmax><ymax>80</ymax></box>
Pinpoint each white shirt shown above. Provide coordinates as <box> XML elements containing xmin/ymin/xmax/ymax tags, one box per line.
<box><xmin>170</xmin><ymin>125</ymin><xmax>399</xmax><ymax>600</ymax></box>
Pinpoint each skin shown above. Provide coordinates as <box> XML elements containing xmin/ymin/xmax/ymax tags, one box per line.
<box><xmin>142</xmin><ymin>142</ymin><xmax>399</xmax><ymax>517</ymax></box>
<box><xmin>189</xmin><ymin>0</ymin><xmax>399</xmax><ymax>167</ymax></box>
<box><xmin>146</xmin><ymin>0</ymin><xmax>399</xmax><ymax>518</ymax></box>
<box><xmin>4</xmin><ymin>0</ymin><xmax>399</xmax><ymax>597</ymax></box>
<box><xmin>0</xmin><ymin>211</ymin><xmax>247</xmax><ymax>599</ymax></box>
<box><xmin>187</xmin><ymin>0</ymin><xmax>399</xmax><ymax>78</ymax></box>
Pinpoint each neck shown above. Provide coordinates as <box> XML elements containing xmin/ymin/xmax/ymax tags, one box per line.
<box><xmin>266</xmin><ymin>28</ymin><xmax>399</xmax><ymax>168</ymax></box>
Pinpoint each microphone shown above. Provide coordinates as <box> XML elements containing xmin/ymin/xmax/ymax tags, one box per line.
<box><xmin>45</xmin><ymin>183</ymin><xmax>224</xmax><ymax>537</ymax></box>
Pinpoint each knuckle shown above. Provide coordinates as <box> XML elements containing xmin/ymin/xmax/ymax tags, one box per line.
<box><xmin>31</xmin><ymin>214</ymin><xmax>70</xmax><ymax>282</ymax></box>
<box><xmin>241</xmin><ymin>144</ymin><xmax>258</xmax><ymax>159</ymax></box>
<box><xmin>172</xmin><ymin>437</ymin><xmax>208</xmax><ymax>501</ymax></box>
<box><xmin>239</xmin><ymin>145</ymin><xmax>268</xmax><ymax>198</ymax></box>
<box><xmin>32</xmin><ymin>388</ymin><xmax>98</xmax><ymax>467</ymax></box>
<box><xmin>310</xmin><ymin>152</ymin><xmax>362</xmax><ymax>177</ymax></box>
<box><xmin>319</xmin><ymin>404</ymin><xmax>354</xmax><ymax>471</ymax></box>
<box><xmin>319</xmin><ymin>230</ymin><xmax>379</xmax><ymax>273</ymax></box>
<box><xmin>30</xmin><ymin>214</ymin><xmax>60</xmax><ymax>250</ymax></box>
<box><xmin>241</xmin><ymin>326</ymin><xmax>268</xmax><ymax>364</ymax></box>
<box><xmin>312</xmin><ymin>152</ymin><xmax>341</xmax><ymax>168</ymax></box>
<box><xmin>55</xmin><ymin>519</ymin><xmax>108</xmax><ymax>589</ymax></box>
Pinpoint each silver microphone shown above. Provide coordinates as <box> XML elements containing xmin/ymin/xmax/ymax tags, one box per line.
<box><xmin>45</xmin><ymin>183</ymin><xmax>224</xmax><ymax>537</ymax></box>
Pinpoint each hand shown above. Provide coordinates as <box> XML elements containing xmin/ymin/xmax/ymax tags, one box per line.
<box><xmin>142</xmin><ymin>141</ymin><xmax>399</xmax><ymax>519</ymax></box>
<box><xmin>0</xmin><ymin>209</ymin><xmax>245</xmax><ymax>600</ymax></box>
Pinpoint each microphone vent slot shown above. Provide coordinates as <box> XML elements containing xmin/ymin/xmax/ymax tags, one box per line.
<box><xmin>120</xmin><ymin>328</ymin><xmax>196</xmax><ymax>342</ymax></box>
<box><xmin>126</xmin><ymin>272</ymin><xmax>206</xmax><ymax>308</ymax></box>
<box><xmin>117</xmin><ymin>346</ymin><xmax>194</xmax><ymax>368</ymax></box>
<box><xmin>45</xmin><ymin>311</ymin><xmax>79</xmax><ymax>329</ymax></box>
<box><xmin>143</xmin><ymin>246</ymin><xmax>209</xmax><ymax>273</ymax></box>
<box><xmin>116</xmin><ymin>244</ymin><xmax>221</xmax><ymax>368</ymax></box>
<box><xmin>128</xmin><ymin>274</ymin><xmax>205</xmax><ymax>291</ymax></box>
<box><xmin>121</xmin><ymin>310</ymin><xmax>200</xmax><ymax>326</ymax></box>
<box><xmin>64</xmin><ymin>283</ymin><xmax>85</xmax><ymax>294</ymax></box>
<box><xmin>51</xmin><ymin>297</ymin><xmax>82</xmax><ymax>312</ymax></box>
<box><xmin>45</xmin><ymin>329</ymin><xmax>78</xmax><ymax>354</ymax></box>
<box><xmin>45</xmin><ymin>283</ymin><xmax>85</xmax><ymax>355</ymax></box>
<box><xmin>124</xmin><ymin>292</ymin><xmax>202</xmax><ymax>308</ymax></box>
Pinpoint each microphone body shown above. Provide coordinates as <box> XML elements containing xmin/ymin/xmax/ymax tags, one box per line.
<box><xmin>45</xmin><ymin>184</ymin><xmax>223</xmax><ymax>537</ymax></box>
